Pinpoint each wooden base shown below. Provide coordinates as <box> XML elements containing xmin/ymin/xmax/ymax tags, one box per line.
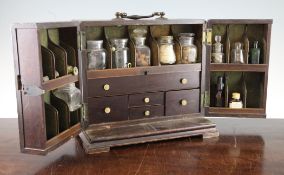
<box><xmin>79</xmin><ymin>115</ymin><xmax>219</xmax><ymax>154</ymax></box>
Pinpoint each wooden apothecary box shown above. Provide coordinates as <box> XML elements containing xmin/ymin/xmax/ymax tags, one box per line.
<box><xmin>12</xmin><ymin>13</ymin><xmax>272</xmax><ymax>154</ymax></box>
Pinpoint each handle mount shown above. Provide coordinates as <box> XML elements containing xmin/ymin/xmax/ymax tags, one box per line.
<box><xmin>115</xmin><ymin>12</ymin><xmax>166</xmax><ymax>20</ymax></box>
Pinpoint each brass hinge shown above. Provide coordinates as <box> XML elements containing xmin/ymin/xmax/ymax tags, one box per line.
<box><xmin>21</xmin><ymin>85</ymin><xmax>45</xmax><ymax>96</ymax></box>
<box><xmin>77</xmin><ymin>31</ymin><xmax>86</xmax><ymax>50</ymax></box>
<box><xmin>81</xmin><ymin>103</ymin><xmax>89</xmax><ymax>128</ymax></box>
<box><xmin>202</xmin><ymin>91</ymin><xmax>210</xmax><ymax>107</ymax></box>
<box><xmin>202</xmin><ymin>29</ymin><xmax>212</xmax><ymax>45</ymax></box>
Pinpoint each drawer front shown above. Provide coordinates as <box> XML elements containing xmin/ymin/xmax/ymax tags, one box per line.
<box><xmin>165</xmin><ymin>89</ymin><xmax>200</xmax><ymax>116</ymax></box>
<box><xmin>88</xmin><ymin>95</ymin><xmax>128</xmax><ymax>124</ymax></box>
<box><xmin>88</xmin><ymin>71</ymin><xmax>200</xmax><ymax>97</ymax></box>
<box><xmin>129</xmin><ymin>92</ymin><xmax>164</xmax><ymax>107</ymax></box>
<box><xmin>129</xmin><ymin>105</ymin><xmax>164</xmax><ymax>120</ymax></box>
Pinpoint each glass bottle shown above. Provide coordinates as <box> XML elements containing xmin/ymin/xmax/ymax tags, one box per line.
<box><xmin>215</xmin><ymin>76</ymin><xmax>224</xmax><ymax>107</ymax></box>
<box><xmin>250</xmin><ymin>41</ymin><xmax>260</xmax><ymax>64</ymax></box>
<box><xmin>87</xmin><ymin>40</ymin><xmax>107</xmax><ymax>70</ymax></box>
<box><xmin>231</xmin><ymin>42</ymin><xmax>244</xmax><ymax>64</ymax></box>
<box><xmin>229</xmin><ymin>92</ymin><xmax>243</xmax><ymax>109</ymax></box>
<box><xmin>179</xmin><ymin>33</ymin><xmax>197</xmax><ymax>63</ymax></box>
<box><xmin>212</xmin><ymin>35</ymin><xmax>224</xmax><ymax>63</ymax></box>
<box><xmin>53</xmin><ymin>83</ymin><xmax>82</xmax><ymax>112</ymax></box>
<box><xmin>134</xmin><ymin>37</ymin><xmax>151</xmax><ymax>66</ymax></box>
<box><xmin>110</xmin><ymin>39</ymin><xmax>131</xmax><ymax>68</ymax></box>
<box><xmin>158</xmin><ymin>36</ymin><xmax>176</xmax><ymax>65</ymax></box>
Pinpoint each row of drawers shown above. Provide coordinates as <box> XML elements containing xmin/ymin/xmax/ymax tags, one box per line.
<box><xmin>88</xmin><ymin>89</ymin><xmax>200</xmax><ymax>124</ymax></box>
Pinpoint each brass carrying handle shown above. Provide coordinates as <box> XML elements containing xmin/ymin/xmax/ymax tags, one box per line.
<box><xmin>115</xmin><ymin>12</ymin><xmax>166</xmax><ymax>20</ymax></box>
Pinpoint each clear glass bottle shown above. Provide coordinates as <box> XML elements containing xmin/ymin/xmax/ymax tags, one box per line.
<box><xmin>179</xmin><ymin>33</ymin><xmax>197</xmax><ymax>63</ymax></box>
<box><xmin>53</xmin><ymin>83</ymin><xmax>82</xmax><ymax>112</ymax></box>
<box><xmin>229</xmin><ymin>92</ymin><xmax>243</xmax><ymax>109</ymax></box>
<box><xmin>158</xmin><ymin>36</ymin><xmax>176</xmax><ymax>65</ymax></box>
<box><xmin>134</xmin><ymin>37</ymin><xmax>151</xmax><ymax>66</ymax></box>
<box><xmin>250</xmin><ymin>41</ymin><xmax>260</xmax><ymax>64</ymax></box>
<box><xmin>212</xmin><ymin>35</ymin><xmax>224</xmax><ymax>63</ymax></box>
<box><xmin>231</xmin><ymin>42</ymin><xmax>244</xmax><ymax>64</ymax></box>
<box><xmin>87</xmin><ymin>40</ymin><xmax>107</xmax><ymax>70</ymax></box>
<box><xmin>215</xmin><ymin>76</ymin><xmax>224</xmax><ymax>107</ymax></box>
<box><xmin>110</xmin><ymin>39</ymin><xmax>130</xmax><ymax>68</ymax></box>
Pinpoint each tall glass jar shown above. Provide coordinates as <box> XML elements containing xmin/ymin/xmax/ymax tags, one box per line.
<box><xmin>87</xmin><ymin>40</ymin><xmax>107</xmax><ymax>70</ymax></box>
<box><xmin>231</xmin><ymin>42</ymin><xmax>244</xmax><ymax>64</ymax></box>
<box><xmin>53</xmin><ymin>83</ymin><xmax>82</xmax><ymax>112</ymax></box>
<box><xmin>134</xmin><ymin>37</ymin><xmax>151</xmax><ymax>66</ymax></box>
<box><xmin>158</xmin><ymin>36</ymin><xmax>176</xmax><ymax>65</ymax></box>
<box><xmin>179</xmin><ymin>33</ymin><xmax>197</xmax><ymax>63</ymax></box>
<box><xmin>212</xmin><ymin>35</ymin><xmax>224</xmax><ymax>63</ymax></box>
<box><xmin>110</xmin><ymin>39</ymin><xmax>131</xmax><ymax>68</ymax></box>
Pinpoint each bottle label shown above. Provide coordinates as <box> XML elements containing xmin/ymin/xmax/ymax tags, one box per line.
<box><xmin>229</xmin><ymin>102</ymin><xmax>243</xmax><ymax>109</ymax></box>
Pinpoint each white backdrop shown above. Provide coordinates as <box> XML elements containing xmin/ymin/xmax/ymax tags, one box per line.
<box><xmin>0</xmin><ymin>0</ymin><xmax>283</xmax><ymax>118</ymax></box>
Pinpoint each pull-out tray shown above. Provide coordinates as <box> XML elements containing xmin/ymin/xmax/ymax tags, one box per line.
<box><xmin>79</xmin><ymin>114</ymin><xmax>218</xmax><ymax>154</ymax></box>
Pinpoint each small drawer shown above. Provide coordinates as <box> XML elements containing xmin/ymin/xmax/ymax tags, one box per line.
<box><xmin>88</xmin><ymin>95</ymin><xmax>128</xmax><ymax>124</ymax></box>
<box><xmin>129</xmin><ymin>105</ymin><xmax>164</xmax><ymax>120</ymax></box>
<box><xmin>129</xmin><ymin>92</ymin><xmax>164</xmax><ymax>107</ymax></box>
<box><xmin>165</xmin><ymin>89</ymin><xmax>200</xmax><ymax>116</ymax></box>
<box><xmin>88</xmin><ymin>71</ymin><xmax>200</xmax><ymax>97</ymax></box>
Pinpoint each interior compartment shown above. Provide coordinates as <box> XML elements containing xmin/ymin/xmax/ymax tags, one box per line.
<box><xmin>210</xmin><ymin>71</ymin><xmax>265</xmax><ymax>108</ymax></box>
<box><xmin>39</xmin><ymin>27</ymin><xmax>78</xmax><ymax>81</ymax></box>
<box><xmin>211</xmin><ymin>24</ymin><xmax>267</xmax><ymax>64</ymax></box>
<box><xmin>43</xmin><ymin>90</ymin><xmax>81</xmax><ymax>140</ymax></box>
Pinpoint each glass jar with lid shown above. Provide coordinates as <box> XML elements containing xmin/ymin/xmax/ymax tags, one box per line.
<box><xmin>179</xmin><ymin>33</ymin><xmax>198</xmax><ymax>63</ymax></box>
<box><xmin>231</xmin><ymin>42</ymin><xmax>244</xmax><ymax>64</ymax></box>
<box><xmin>53</xmin><ymin>83</ymin><xmax>82</xmax><ymax>112</ymax></box>
<box><xmin>212</xmin><ymin>35</ymin><xmax>224</xmax><ymax>63</ymax></box>
<box><xmin>158</xmin><ymin>36</ymin><xmax>176</xmax><ymax>65</ymax></box>
<box><xmin>87</xmin><ymin>40</ymin><xmax>107</xmax><ymax>70</ymax></box>
<box><xmin>134</xmin><ymin>37</ymin><xmax>151</xmax><ymax>66</ymax></box>
<box><xmin>110</xmin><ymin>38</ymin><xmax>131</xmax><ymax>68</ymax></box>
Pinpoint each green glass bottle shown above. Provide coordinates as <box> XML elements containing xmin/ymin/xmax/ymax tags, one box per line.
<box><xmin>250</xmin><ymin>41</ymin><xmax>260</xmax><ymax>64</ymax></box>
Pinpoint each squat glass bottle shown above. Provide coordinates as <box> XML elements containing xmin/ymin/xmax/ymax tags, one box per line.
<box><xmin>158</xmin><ymin>36</ymin><xmax>176</xmax><ymax>65</ymax></box>
<box><xmin>110</xmin><ymin>39</ymin><xmax>131</xmax><ymax>68</ymax></box>
<box><xmin>134</xmin><ymin>37</ymin><xmax>151</xmax><ymax>66</ymax></box>
<box><xmin>179</xmin><ymin>33</ymin><xmax>197</xmax><ymax>63</ymax></box>
<box><xmin>87</xmin><ymin>40</ymin><xmax>107</xmax><ymax>70</ymax></box>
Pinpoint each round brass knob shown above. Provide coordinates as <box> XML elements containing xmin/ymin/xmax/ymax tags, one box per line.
<box><xmin>144</xmin><ymin>97</ymin><xmax>150</xmax><ymax>103</ymax></box>
<box><xmin>180</xmin><ymin>78</ymin><xmax>188</xmax><ymax>85</ymax></box>
<box><xmin>180</xmin><ymin>99</ymin><xmax>188</xmax><ymax>106</ymax></box>
<box><xmin>144</xmin><ymin>110</ymin><xmax>150</xmax><ymax>116</ymax></box>
<box><xmin>72</xmin><ymin>67</ymin><xmax>79</xmax><ymax>76</ymax></box>
<box><xmin>103</xmin><ymin>84</ymin><xmax>110</xmax><ymax>91</ymax></box>
<box><xmin>104</xmin><ymin>107</ymin><xmax>111</xmax><ymax>114</ymax></box>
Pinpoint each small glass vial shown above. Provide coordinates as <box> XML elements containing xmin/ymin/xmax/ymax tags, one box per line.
<box><xmin>179</xmin><ymin>33</ymin><xmax>197</xmax><ymax>63</ymax></box>
<box><xmin>53</xmin><ymin>83</ymin><xmax>82</xmax><ymax>112</ymax></box>
<box><xmin>87</xmin><ymin>40</ymin><xmax>107</xmax><ymax>70</ymax></box>
<box><xmin>229</xmin><ymin>92</ymin><xmax>243</xmax><ymax>109</ymax></box>
<box><xmin>134</xmin><ymin>37</ymin><xmax>151</xmax><ymax>66</ymax></box>
<box><xmin>250</xmin><ymin>41</ymin><xmax>260</xmax><ymax>64</ymax></box>
<box><xmin>215</xmin><ymin>76</ymin><xmax>224</xmax><ymax>107</ymax></box>
<box><xmin>158</xmin><ymin>36</ymin><xmax>176</xmax><ymax>65</ymax></box>
<box><xmin>110</xmin><ymin>39</ymin><xmax>130</xmax><ymax>68</ymax></box>
<box><xmin>212</xmin><ymin>35</ymin><xmax>224</xmax><ymax>63</ymax></box>
<box><xmin>231</xmin><ymin>42</ymin><xmax>244</xmax><ymax>64</ymax></box>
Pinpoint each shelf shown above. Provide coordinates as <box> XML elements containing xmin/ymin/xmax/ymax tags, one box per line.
<box><xmin>42</xmin><ymin>75</ymin><xmax>78</xmax><ymax>91</ymax></box>
<box><xmin>208</xmin><ymin>107</ymin><xmax>265</xmax><ymax>118</ymax></box>
<box><xmin>209</xmin><ymin>64</ymin><xmax>268</xmax><ymax>72</ymax></box>
<box><xmin>87</xmin><ymin>64</ymin><xmax>202</xmax><ymax>79</ymax></box>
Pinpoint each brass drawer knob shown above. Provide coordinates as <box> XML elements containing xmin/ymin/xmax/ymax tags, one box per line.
<box><xmin>144</xmin><ymin>97</ymin><xmax>150</xmax><ymax>103</ymax></box>
<box><xmin>104</xmin><ymin>107</ymin><xmax>111</xmax><ymax>114</ymax></box>
<box><xmin>180</xmin><ymin>78</ymin><xmax>188</xmax><ymax>84</ymax></box>
<box><xmin>144</xmin><ymin>110</ymin><xmax>150</xmax><ymax>116</ymax></box>
<box><xmin>180</xmin><ymin>99</ymin><xmax>188</xmax><ymax>106</ymax></box>
<box><xmin>103</xmin><ymin>84</ymin><xmax>110</xmax><ymax>91</ymax></box>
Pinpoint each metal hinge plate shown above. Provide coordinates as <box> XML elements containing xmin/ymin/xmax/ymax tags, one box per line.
<box><xmin>77</xmin><ymin>31</ymin><xmax>86</xmax><ymax>50</ymax></box>
<box><xmin>22</xmin><ymin>85</ymin><xmax>45</xmax><ymax>96</ymax></box>
<box><xmin>202</xmin><ymin>29</ymin><xmax>212</xmax><ymax>45</ymax></box>
<box><xmin>81</xmin><ymin>103</ymin><xmax>89</xmax><ymax>129</ymax></box>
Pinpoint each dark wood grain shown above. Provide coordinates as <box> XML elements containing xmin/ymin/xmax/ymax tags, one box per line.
<box><xmin>88</xmin><ymin>95</ymin><xmax>128</xmax><ymax>124</ymax></box>
<box><xmin>1</xmin><ymin>118</ymin><xmax>284</xmax><ymax>175</ymax></box>
<box><xmin>129</xmin><ymin>105</ymin><xmax>164</xmax><ymax>119</ymax></box>
<box><xmin>129</xmin><ymin>92</ymin><xmax>164</xmax><ymax>107</ymax></box>
<box><xmin>207</xmin><ymin>107</ymin><xmax>265</xmax><ymax>118</ymax></box>
<box><xmin>165</xmin><ymin>89</ymin><xmax>200</xmax><ymax>116</ymax></box>
<box><xmin>210</xmin><ymin>64</ymin><xmax>268</xmax><ymax>72</ymax></box>
<box><xmin>88</xmin><ymin>71</ymin><xmax>200</xmax><ymax>97</ymax></box>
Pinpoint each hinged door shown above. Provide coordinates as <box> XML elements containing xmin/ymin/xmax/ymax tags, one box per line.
<box><xmin>204</xmin><ymin>19</ymin><xmax>272</xmax><ymax>117</ymax></box>
<box><xmin>12</xmin><ymin>22</ymin><xmax>82</xmax><ymax>155</ymax></box>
